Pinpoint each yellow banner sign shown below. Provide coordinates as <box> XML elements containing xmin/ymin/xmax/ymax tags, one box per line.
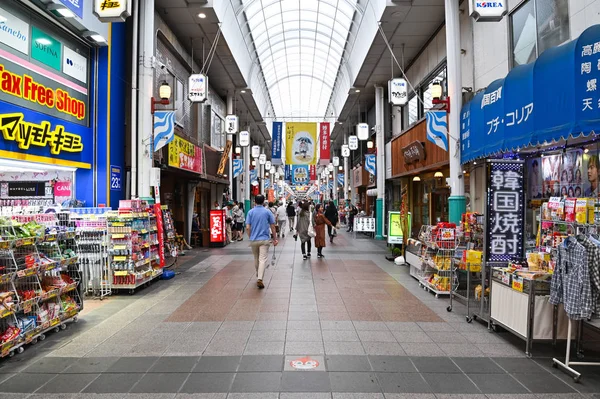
<box><xmin>286</xmin><ymin>122</ymin><xmax>317</xmax><ymax>165</ymax></box>
<box><xmin>168</xmin><ymin>135</ymin><xmax>202</xmax><ymax>174</ymax></box>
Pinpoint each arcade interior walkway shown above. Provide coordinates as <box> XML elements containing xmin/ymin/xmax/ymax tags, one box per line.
<box><xmin>0</xmin><ymin>230</ymin><xmax>599</xmax><ymax>398</ymax></box>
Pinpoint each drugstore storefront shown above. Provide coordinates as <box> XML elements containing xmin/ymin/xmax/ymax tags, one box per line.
<box><xmin>0</xmin><ymin>2</ymin><xmax>126</xmax><ymax>208</ymax></box>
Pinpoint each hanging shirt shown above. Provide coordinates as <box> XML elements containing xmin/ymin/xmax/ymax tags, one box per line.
<box><xmin>587</xmin><ymin>236</ymin><xmax>600</xmax><ymax>317</ymax></box>
<box><xmin>550</xmin><ymin>238</ymin><xmax>593</xmax><ymax>320</ymax></box>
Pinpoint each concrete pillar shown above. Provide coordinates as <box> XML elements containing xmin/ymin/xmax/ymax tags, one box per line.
<box><xmin>259</xmin><ymin>148</ymin><xmax>265</xmax><ymax>196</ymax></box>
<box><xmin>445</xmin><ymin>0</ymin><xmax>466</xmax><ymax>223</ymax></box>
<box><xmin>344</xmin><ymin>134</ymin><xmax>349</xmax><ymax>202</ymax></box>
<box><xmin>243</xmin><ymin>144</ymin><xmax>250</xmax><ymax>216</ymax></box>
<box><xmin>332</xmin><ymin>155</ymin><xmax>338</xmax><ymax>206</ymax></box>
<box><xmin>375</xmin><ymin>85</ymin><xmax>385</xmax><ymax>240</ymax></box>
<box><xmin>137</xmin><ymin>0</ymin><xmax>155</xmax><ymax>199</ymax></box>
<box><xmin>226</xmin><ymin>93</ymin><xmax>234</xmax><ymax>200</ymax></box>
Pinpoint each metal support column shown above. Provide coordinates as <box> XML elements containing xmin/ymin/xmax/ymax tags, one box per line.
<box><xmin>375</xmin><ymin>85</ymin><xmax>385</xmax><ymax>240</ymax></box>
<box><xmin>243</xmin><ymin>144</ymin><xmax>251</xmax><ymax>216</ymax></box>
<box><xmin>344</xmin><ymin>134</ymin><xmax>349</xmax><ymax>202</ymax></box>
<box><xmin>226</xmin><ymin>92</ymin><xmax>234</xmax><ymax>200</ymax></box>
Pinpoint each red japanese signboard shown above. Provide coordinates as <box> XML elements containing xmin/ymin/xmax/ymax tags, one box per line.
<box><xmin>210</xmin><ymin>209</ymin><xmax>226</xmax><ymax>243</ymax></box>
<box><xmin>319</xmin><ymin>122</ymin><xmax>330</xmax><ymax>165</ymax></box>
<box><xmin>309</xmin><ymin>165</ymin><xmax>317</xmax><ymax>181</ymax></box>
<box><xmin>153</xmin><ymin>203</ymin><xmax>165</xmax><ymax>268</ymax></box>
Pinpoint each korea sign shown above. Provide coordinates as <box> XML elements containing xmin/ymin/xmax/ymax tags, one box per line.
<box><xmin>348</xmin><ymin>135</ymin><xmax>359</xmax><ymax>150</ymax></box>
<box><xmin>341</xmin><ymin>145</ymin><xmax>350</xmax><ymax>157</ymax></box>
<box><xmin>469</xmin><ymin>0</ymin><xmax>507</xmax><ymax>22</ymax></box>
<box><xmin>389</xmin><ymin>78</ymin><xmax>408</xmax><ymax>105</ymax></box>
<box><xmin>188</xmin><ymin>74</ymin><xmax>207</xmax><ymax>102</ymax></box>
<box><xmin>225</xmin><ymin>115</ymin><xmax>238</xmax><ymax>134</ymax></box>
<box><xmin>240</xmin><ymin>131</ymin><xmax>250</xmax><ymax>147</ymax></box>
<box><xmin>485</xmin><ymin>160</ymin><xmax>524</xmax><ymax>263</ymax></box>
<box><xmin>94</xmin><ymin>0</ymin><xmax>132</xmax><ymax>22</ymax></box>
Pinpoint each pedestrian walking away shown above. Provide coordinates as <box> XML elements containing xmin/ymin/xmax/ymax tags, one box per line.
<box><xmin>324</xmin><ymin>200</ymin><xmax>339</xmax><ymax>243</ymax></box>
<box><xmin>314</xmin><ymin>203</ymin><xmax>333</xmax><ymax>258</ymax></box>
<box><xmin>294</xmin><ymin>202</ymin><xmax>312</xmax><ymax>260</ymax></box>
<box><xmin>246</xmin><ymin>195</ymin><xmax>278</xmax><ymax>289</ymax></box>
<box><xmin>286</xmin><ymin>202</ymin><xmax>296</xmax><ymax>232</ymax></box>
<box><xmin>276</xmin><ymin>202</ymin><xmax>288</xmax><ymax>238</ymax></box>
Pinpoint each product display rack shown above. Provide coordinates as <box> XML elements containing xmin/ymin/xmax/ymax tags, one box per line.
<box><xmin>107</xmin><ymin>202</ymin><xmax>163</xmax><ymax>293</ymax></box>
<box><xmin>0</xmin><ymin>215</ymin><xmax>82</xmax><ymax>358</ymax></box>
<box><xmin>161</xmin><ymin>206</ymin><xmax>178</xmax><ymax>266</ymax></box>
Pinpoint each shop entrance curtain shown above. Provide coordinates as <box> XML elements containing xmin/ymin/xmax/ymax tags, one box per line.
<box><xmin>461</xmin><ymin>24</ymin><xmax>600</xmax><ymax>164</ymax></box>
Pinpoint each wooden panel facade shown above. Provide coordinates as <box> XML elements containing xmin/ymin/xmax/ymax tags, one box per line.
<box><xmin>391</xmin><ymin>119</ymin><xmax>450</xmax><ymax>178</ymax></box>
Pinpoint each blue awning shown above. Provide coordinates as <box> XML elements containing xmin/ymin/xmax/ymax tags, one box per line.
<box><xmin>461</xmin><ymin>24</ymin><xmax>600</xmax><ymax>164</ymax></box>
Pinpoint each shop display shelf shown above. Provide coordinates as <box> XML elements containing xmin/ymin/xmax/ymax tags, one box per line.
<box><xmin>418</xmin><ymin>276</ymin><xmax>451</xmax><ymax>298</ymax></box>
<box><xmin>112</xmin><ymin>269</ymin><xmax>163</xmax><ymax>291</ymax></box>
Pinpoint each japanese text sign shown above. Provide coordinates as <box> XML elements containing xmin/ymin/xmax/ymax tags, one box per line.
<box><xmin>319</xmin><ymin>122</ymin><xmax>330</xmax><ymax>165</ymax></box>
<box><xmin>486</xmin><ymin>160</ymin><xmax>524</xmax><ymax>264</ymax></box>
<box><xmin>388</xmin><ymin>78</ymin><xmax>408</xmax><ymax>105</ymax></box>
<box><xmin>210</xmin><ymin>210</ymin><xmax>225</xmax><ymax>243</ymax></box>
<box><xmin>168</xmin><ymin>135</ymin><xmax>203</xmax><ymax>174</ymax></box>
<box><xmin>272</xmin><ymin>122</ymin><xmax>283</xmax><ymax>163</ymax></box>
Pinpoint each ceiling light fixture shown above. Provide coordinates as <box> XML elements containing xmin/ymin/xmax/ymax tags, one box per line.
<box><xmin>355</xmin><ymin>89</ymin><xmax>361</xmax><ymax>93</ymax></box>
<box><xmin>36</xmin><ymin>38</ymin><xmax>52</xmax><ymax>46</ymax></box>
<box><xmin>240</xmin><ymin>90</ymin><xmax>246</xmax><ymax>94</ymax></box>
<box><xmin>47</xmin><ymin>4</ymin><xmax>75</xmax><ymax>18</ymax></box>
<box><xmin>198</xmin><ymin>12</ymin><xmax>207</xmax><ymax>18</ymax></box>
<box><xmin>434</xmin><ymin>171</ymin><xmax>444</xmax><ymax>178</ymax></box>
<box><xmin>413</xmin><ymin>176</ymin><xmax>421</xmax><ymax>182</ymax></box>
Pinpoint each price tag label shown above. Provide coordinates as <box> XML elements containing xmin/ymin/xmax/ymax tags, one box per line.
<box><xmin>23</xmin><ymin>302</ymin><xmax>32</xmax><ymax>314</ymax></box>
<box><xmin>512</xmin><ymin>276</ymin><xmax>524</xmax><ymax>292</ymax></box>
<box><xmin>502</xmin><ymin>272</ymin><xmax>511</xmax><ymax>286</ymax></box>
<box><xmin>113</xmin><ymin>256</ymin><xmax>127</xmax><ymax>262</ymax></box>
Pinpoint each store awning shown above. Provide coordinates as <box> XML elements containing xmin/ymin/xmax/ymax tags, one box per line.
<box><xmin>461</xmin><ymin>24</ymin><xmax>600</xmax><ymax>164</ymax></box>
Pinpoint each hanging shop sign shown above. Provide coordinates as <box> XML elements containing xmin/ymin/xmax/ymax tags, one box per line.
<box><xmin>94</xmin><ymin>0</ymin><xmax>132</xmax><ymax>22</ymax></box>
<box><xmin>259</xmin><ymin>154</ymin><xmax>266</xmax><ymax>165</ymax></box>
<box><xmin>168</xmin><ymin>135</ymin><xmax>203</xmax><ymax>174</ymax></box>
<box><xmin>353</xmin><ymin>167</ymin><xmax>363</xmax><ymax>187</ymax></box>
<box><xmin>461</xmin><ymin>25</ymin><xmax>600</xmax><ymax>164</ymax></box>
<box><xmin>233</xmin><ymin>159</ymin><xmax>243</xmax><ymax>178</ymax></box>
<box><xmin>426</xmin><ymin>111</ymin><xmax>449</xmax><ymax>151</ymax></box>
<box><xmin>332</xmin><ymin>156</ymin><xmax>339</xmax><ymax>167</ymax></box>
<box><xmin>271</xmin><ymin>121</ymin><xmax>283</xmax><ymax>164</ymax></box>
<box><xmin>469</xmin><ymin>0</ymin><xmax>507</xmax><ymax>22</ymax></box>
<box><xmin>251</xmin><ymin>145</ymin><xmax>260</xmax><ymax>158</ymax></box>
<box><xmin>188</xmin><ymin>73</ymin><xmax>207</xmax><ymax>103</ymax></box>
<box><xmin>285</xmin><ymin>122</ymin><xmax>317</xmax><ymax>165</ymax></box>
<box><xmin>216</xmin><ymin>140</ymin><xmax>232</xmax><ymax>176</ymax></box>
<box><xmin>348</xmin><ymin>135</ymin><xmax>358</xmax><ymax>150</ymax></box>
<box><xmin>319</xmin><ymin>122</ymin><xmax>330</xmax><ymax>165</ymax></box>
<box><xmin>402</xmin><ymin>141</ymin><xmax>426</xmax><ymax>165</ymax></box>
<box><xmin>341</xmin><ymin>144</ymin><xmax>350</xmax><ymax>157</ymax></box>
<box><xmin>388</xmin><ymin>78</ymin><xmax>408</xmax><ymax>105</ymax></box>
<box><xmin>239</xmin><ymin>130</ymin><xmax>250</xmax><ymax>147</ymax></box>
<box><xmin>225</xmin><ymin>115</ymin><xmax>238</xmax><ymax>134</ymax></box>
<box><xmin>153</xmin><ymin>110</ymin><xmax>175</xmax><ymax>152</ymax></box>
<box><xmin>356</xmin><ymin>123</ymin><xmax>369</xmax><ymax>141</ymax></box>
<box><xmin>365</xmin><ymin>154</ymin><xmax>376</xmax><ymax>176</ymax></box>
<box><xmin>309</xmin><ymin>165</ymin><xmax>317</xmax><ymax>181</ymax></box>
<box><xmin>486</xmin><ymin>160</ymin><xmax>524</xmax><ymax>263</ymax></box>
<box><xmin>0</xmin><ymin>6</ymin><xmax>30</xmax><ymax>55</ymax></box>
<box><xmin>265</xmin><ymin>160</ymin><xmax>272</xmax><ymax>171</ymax></box>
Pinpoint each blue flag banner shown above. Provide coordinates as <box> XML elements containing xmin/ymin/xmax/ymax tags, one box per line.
<box><xmin>365</xmin><ymin>154</ymin><xmax>376</xmax><ymax>176</ymax></box>
<box><xmin>461</xmin><ymin>25</ymin><xmax>600</xmax><ymax>164</ymax></box>
<box><xmin>337</xmin><ymin>174</ymin><xmax>344</xmax><ymax>186</ymax></box>
<box><xmin>426</xmin><ymin>111</ymin><xmax>449</xmax><ymax>151</ymax></box>
<box><xmin>291</xmin><ymin>165</ymin><xmax>310</xmax><ymax>185</ymax></box>
<box><xmin>233</xmin><ymin>159</ymin><xmax>243</xmax><ymax>178</ymax></box>
<box><xmin>265</xmin><ymin>178</ymin><xmax>271</xmax><ymax>189</ymax></box>
<box><xmin>272</xmin><ymin>122</ymin><xmax>283</xmax><ymax>164</ymax></box>
<box><xmin>285</xmin><ymin>165</ymin><xmax>292</xmax><ymax>181</ymax></box>
<box><xmin>250</xmin><ymin>169</ymin><xmax>258</xmax><ymax>184</ymax></box>
<box><xmin>153</xmin><ymin>111</ymin><xmax>175</xmax><ymax>152</ymax></box>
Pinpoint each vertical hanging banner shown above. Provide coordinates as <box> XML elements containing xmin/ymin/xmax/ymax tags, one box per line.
<box><xmin>365</xmin><ymin>154</ymin><xmax>376</xmax><ymax>176</ymax></box>
<box><xmin>319</xmin><ymin>122</ymin><xmax>330</xmax><ymax>165</ymax></box>
<box><xmin>486</xmin><ymin>160</ymin><xmax>525</xmax><ymax>263</ymax></box>
<box><xmin>285</xmin><ymin>165</ymin><xmax>292</xmax><ymax>182</ymax></box>
<box><xmin>291</xmin><ymin>166</ymin><xmax>310</xmax><ymax>185</ymax></box>
<box><xmin>426</xmin><ymin>111</ymin><xmax>449</xmax><ymax>151</ymax></box>
<box><xmin>153</xmin><ymin>111</ymin><xmax>175</xmax><ymax>152</ymax></box>
<box><xmin>286</xmin><ymin>122</ymin><xmax>317</xmax><ymax>165</ymax></box>
<box><xmin>153</xmin><ymin>203</ymin><xmax>165</xmax><ymax>268</ymax></box>
<box><xmin>309</xmin><ymin>165</ymin><xmax>317</xmax><ymax>181</ymax></box>
<box><xmin>337</xmin><ymin>174</ymin><xmax>344</xmax><ymax>186</ymax></box>
<box><xmin>233</xmin><ymin>159</ymin><xmax>244</xmax><ymax>178</ymax></box>
<box><xmin>272</xmin><ymin>122</ymin><xmax>283</xmax><ymax>165</ymax></box>
<box><xmin>217</xmin><ymin>140</ymin><xmax>232</xmax><ymax>176</ymax></box>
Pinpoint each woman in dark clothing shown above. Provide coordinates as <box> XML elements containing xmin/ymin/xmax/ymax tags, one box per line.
<box><xmin>324</xmin><ymin>201</ymin><xmax>339</xmax><ymax>243</ymax></box>
<box><xmin>347</xmin><ymin>204</ymin><xmax>358</xmax><ymax>232</ymax></box>
<box><xmin>314</xmin><ymin>203</ymin><xmax>333</xmax><ymax>258</ymax></box>
<box><xmin>294</xmin><ymin>202</ymin><xmax>312</xmax><ymax>260</ymax></box>
<box><xmin>286</xmin><ymin>202</ymin><xmax>296</xmax><ymax>232</ymax></box>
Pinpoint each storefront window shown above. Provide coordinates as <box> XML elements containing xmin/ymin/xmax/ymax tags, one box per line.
<box><xmin>510</xmin><ymin>0</ymin><xmax>569</xmax><ymax>67</ymax></box>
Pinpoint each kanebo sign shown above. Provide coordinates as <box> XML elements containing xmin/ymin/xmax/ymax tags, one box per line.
<box><xmin>469</xmin><ymin>0</ymin><xmax>506</xmax><ymax>22</ymax></box>
<box><xmin>94</xmin><ymin>0</ymin><xmax>132</xmax><ymax>22</ymax></box>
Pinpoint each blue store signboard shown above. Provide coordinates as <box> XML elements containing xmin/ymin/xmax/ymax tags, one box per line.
<box><xmin>461</xmin><ymin>24</ymin><xmax>600</xmax><ymax>164</ymax></box>
<box><xmin>110</xmin><ymin>165</ymin><xmax>121</xmax><ymax>191</ymax></box>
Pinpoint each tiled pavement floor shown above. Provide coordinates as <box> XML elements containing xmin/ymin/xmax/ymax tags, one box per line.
<box><xmin>0</xmin><ymin>230</ymin><xmax>599</xmax><ymax>398</ymax></box>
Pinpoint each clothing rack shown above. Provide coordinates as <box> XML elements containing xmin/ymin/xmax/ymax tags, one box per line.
<box><xmin>552</xmin><ymin>318</ymin><xmax>600</xmax><ymax>382</ymax></box>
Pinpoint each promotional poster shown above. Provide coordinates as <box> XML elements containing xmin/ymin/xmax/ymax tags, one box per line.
<box><xmin>285</xmin><ymin>122</ymin><xmax>317</xmax><ymax>165</ymax></box>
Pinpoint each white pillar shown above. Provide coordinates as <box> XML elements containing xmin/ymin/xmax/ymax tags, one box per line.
<box><xmin>332</xmin><ymin>156</ymin><xmax>338</xmax><ymax>204</ymax></box>
<box><xmin>445</xmin><ymin>0</ymin><xmax>466</xmax><ymax>223</ymax></box>
<box><xmin>375</xmin><ymin>85</ymin><xmax>385</xmax><ymax>239</ymax></box>
<box><xmin>137</xmin><ymin>0</ymin><xmax>155</xmax><ymax>199</ymax></box>
<box><xmin>344</xmin><ymin>134</ymin><xmax>349</xmax><ymax>201</ymax></box>
<box><xmin>259</xmin><ymin>149</ymin><xmax>265</xmax><ymax>196</ymax></box>
<box><xmin>243</xmin><ymin>144</ymin><xmax>251</xmax><ymax>213</ymax></box>
<box><xmin>226</xmin><ymin>93</ymin><xmax>234</xmax><ymax>200</ymax></box>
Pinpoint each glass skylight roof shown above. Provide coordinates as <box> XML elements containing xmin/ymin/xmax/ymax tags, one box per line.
<box><xmin>241</xmin><ymin>0</ymin><xmax>357</xmax><ymax>120</ymax></box>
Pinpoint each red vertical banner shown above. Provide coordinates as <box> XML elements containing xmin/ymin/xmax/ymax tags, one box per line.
<box><xmin>309</xmin><ymin>165</ymin><xmax>317</xmax><ymax>181</ymax></box>
<box><xmin>153</xmin><ymin>203</ymin><xmax>165</xmax><ymax>268</ymax></box>
<box><xmin>319</xmin><ymin>122</ymin><xmax>330</xmax><ymax>165</ymax></box>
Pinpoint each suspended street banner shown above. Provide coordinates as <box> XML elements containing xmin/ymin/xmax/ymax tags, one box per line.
<box><xmin>286</xmin><ymin>122</ymin><xmax>317</xmax><ymax>165</ymax></box>
<box><xmin>291</xmin><ymin>165</ymin><xmax>310</xmax><ymax>185</ymax></box>
<box><xmin>319</xmin><ymin>122</ymin><xmax>330</xmax><ymax>165</ymax></box>
<box><xmin>250</xmin><ymin>169</ymin><xmax>258</xmax><ymax>184</ymax></box>
<box><xmin>337</xmin><ymin>174</ymin><xmax>344</xmax><ymax>186</ymax></box>
<box><xmin>426</xmin><ymin>111</ymin><xmax>449</xmax><ymax>151</ymax></box>
<box><xmin>285</xmin><ymin>165</ymin><xmax>292</xmax><ymax>182</ymax></box>
<box><xmin>309</xmin><ymin>165</ymin><xmax>317</xmax><ymax>181</ymax></box>
<box><xmin>233</xmin><ymin>159</ymin><xmax>244</xmax><ymax>178</ymax></box>
<box><xmin>272</xmin><ymin>121</ymin><xmax>283</xmax><ymax>165</ymax></box>
<box><xmin>153</xmin><ymin>111</ymin><xmax>175</xmax><ymax>152</ymax></box>
<box><xmin>365</xmin><ymin>154</ymin><xmax>376</xmax><ymax>176</ymax></box>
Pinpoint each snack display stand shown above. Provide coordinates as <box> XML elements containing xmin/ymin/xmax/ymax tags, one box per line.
<box><xmin>108</xmin><ymin>200</ymin><xmax>163</xmax><ymax>293</ymax></box>
<box><xmin>0</xmin><ymin>214</ymin><xmax>82</xmax><ymax>358</ymax></box>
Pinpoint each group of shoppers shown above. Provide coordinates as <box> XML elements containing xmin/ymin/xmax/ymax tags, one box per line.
<box><xmin>293</xmin><ymin>200</ymin><xmax>339</xmax><ymax>260</ymax></box>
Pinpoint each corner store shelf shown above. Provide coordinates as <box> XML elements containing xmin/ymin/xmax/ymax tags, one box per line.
<box><xmin>111</xmin><ymin>268</ymin><xmax>163</xmax><ymax>289</ymax></box>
